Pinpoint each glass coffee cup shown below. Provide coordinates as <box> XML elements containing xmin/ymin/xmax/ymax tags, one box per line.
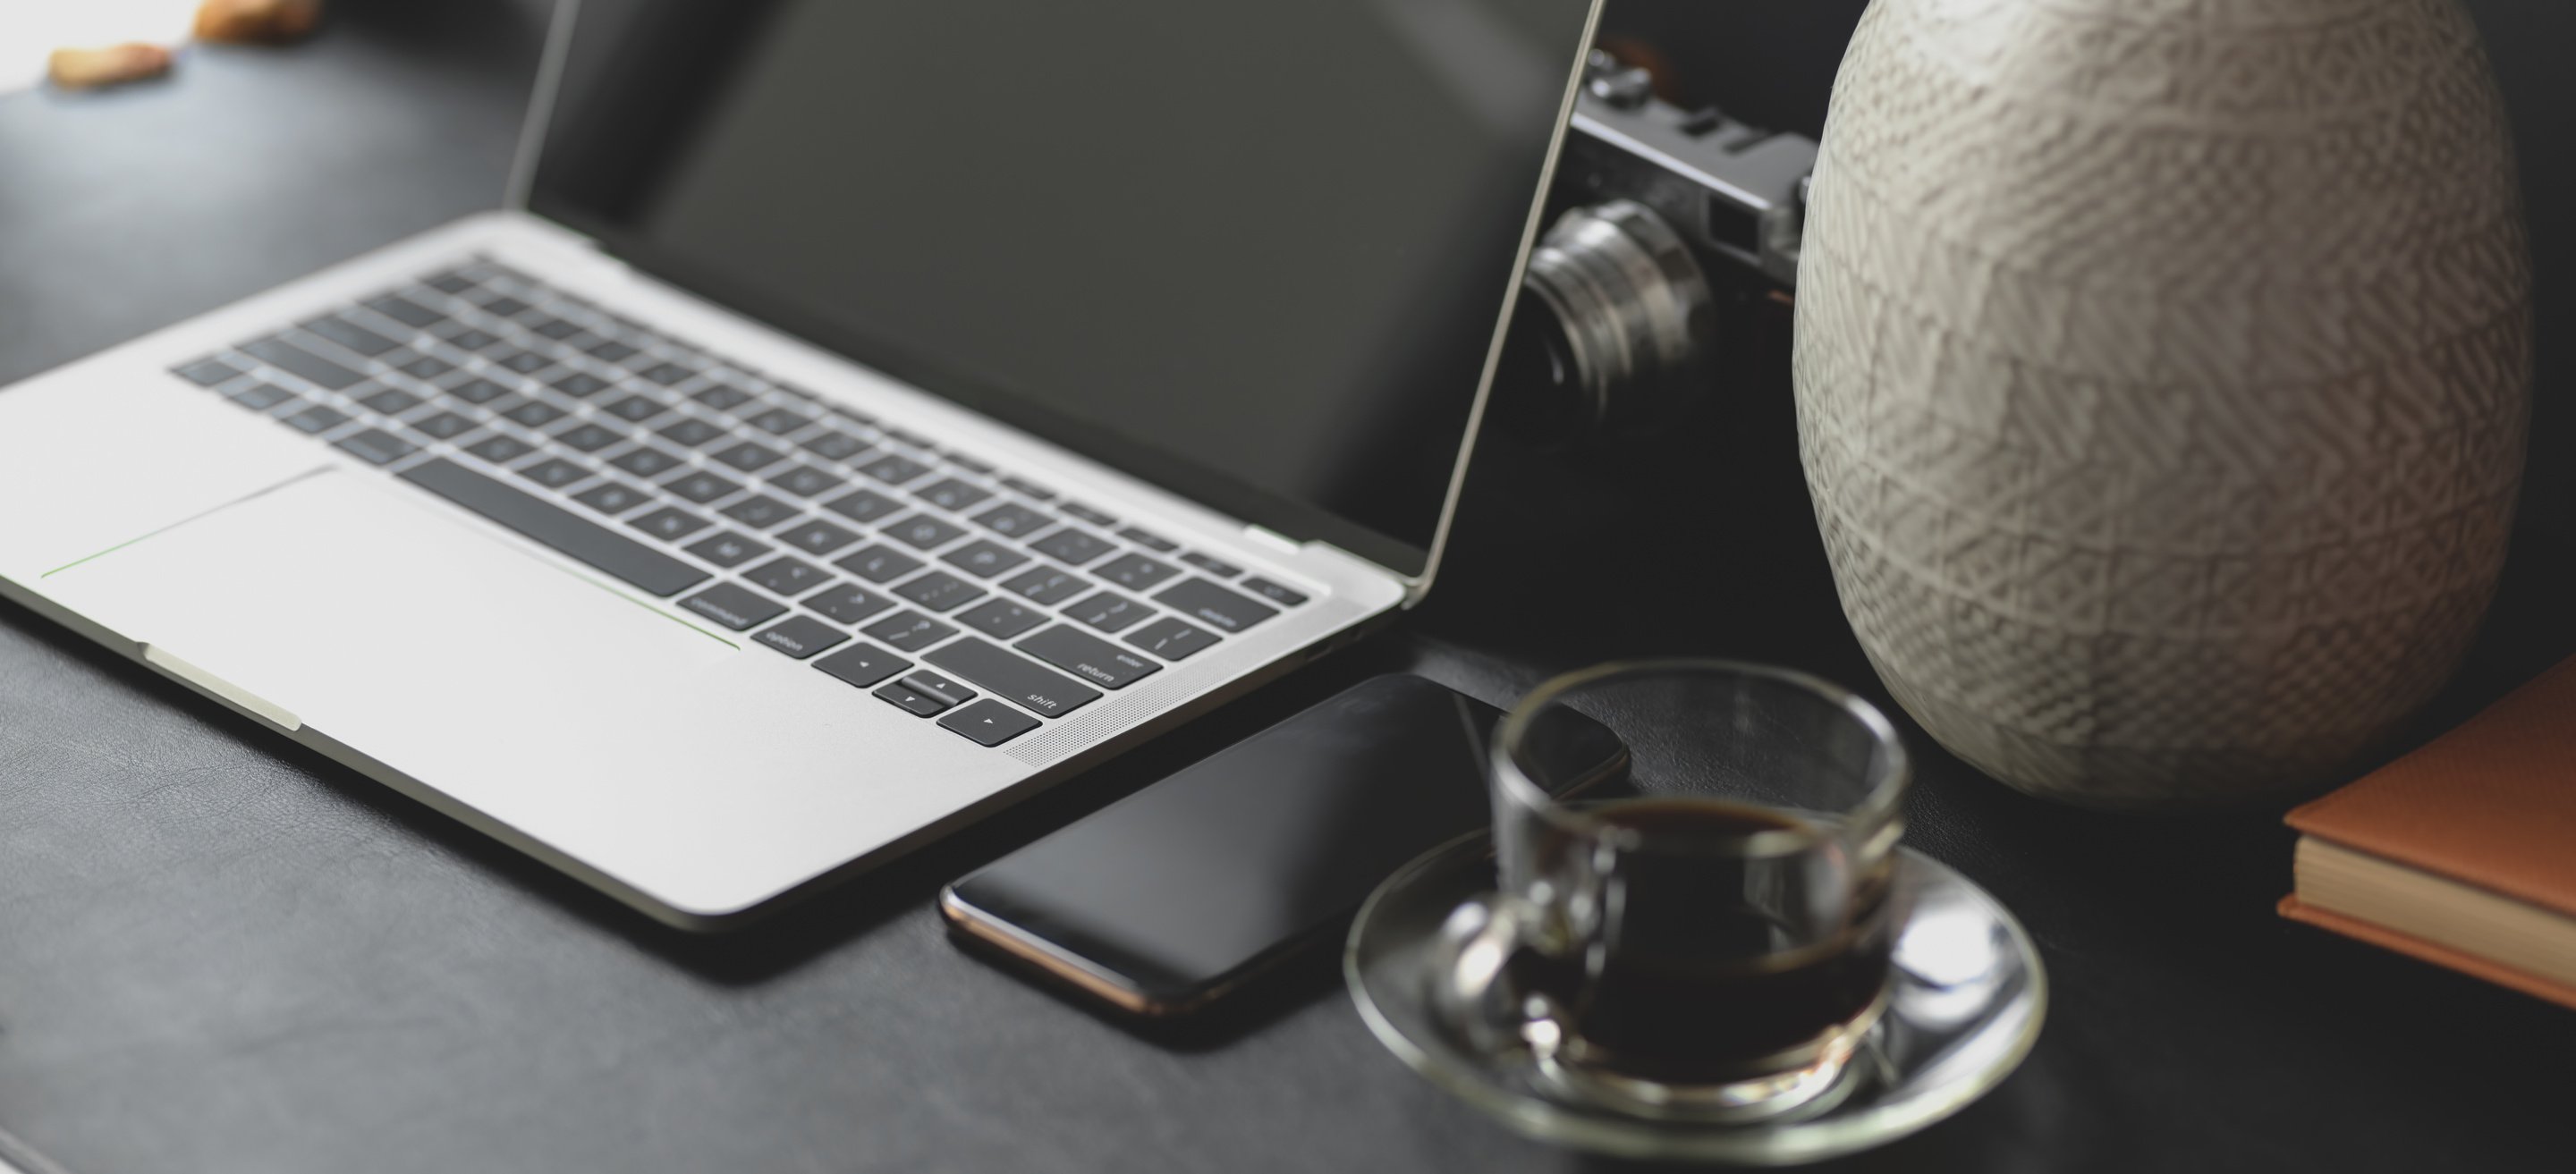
<box><xmin>1433</xmin><ymin>661</ymin><xmax>1911</xmax><ymax>1122</ymax></box>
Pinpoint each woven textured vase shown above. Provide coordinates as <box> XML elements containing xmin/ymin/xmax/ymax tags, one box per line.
<box><xmin>1793</xmin><ymin>0</ymin><xmax>2531</xmax><ymax>809</ymax></box>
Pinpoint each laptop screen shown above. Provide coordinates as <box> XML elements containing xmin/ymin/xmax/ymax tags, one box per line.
<box><xmin>528</xmin><ymin>0</ymin><xmax>1598</xmax><ymax>578</ymax></box>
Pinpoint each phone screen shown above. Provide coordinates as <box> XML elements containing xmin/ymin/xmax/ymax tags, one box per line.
<box><xmin>944</xmin><ymin>675</ymin><xmax>1620</xmax><ymax>1013</ymax></box>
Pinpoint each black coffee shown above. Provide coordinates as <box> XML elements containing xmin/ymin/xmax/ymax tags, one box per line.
<box><xmin>1536</xmin><ymin>800</ymin><xmax>1894</xmax><ymax>1085</ymax></box>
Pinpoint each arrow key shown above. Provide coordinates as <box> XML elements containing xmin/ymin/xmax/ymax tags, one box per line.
<box><xmin>938</xmin><ymin>698</ymin><xmax>1041</xmax><ymax>747</ymax></box>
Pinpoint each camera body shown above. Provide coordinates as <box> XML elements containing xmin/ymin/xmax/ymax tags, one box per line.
<box><xmin>1495</xmin><ymin>53</ymin><xmax>1818</xmax><ymax>443</ymax></box>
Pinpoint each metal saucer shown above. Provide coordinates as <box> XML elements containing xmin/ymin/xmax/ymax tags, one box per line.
<box><xmin>1344</xmin><ymin>831</ymin><xmax>2046</xmax><ymax>1165</ymax></box>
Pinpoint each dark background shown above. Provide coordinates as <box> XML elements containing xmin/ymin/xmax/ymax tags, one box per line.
<box><xmin>0</xmin><ymin>3</ymin><xmax>2572</xmax><ymax>1172</ymax></box>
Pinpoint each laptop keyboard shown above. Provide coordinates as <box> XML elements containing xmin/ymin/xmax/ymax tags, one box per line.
<box><xmin>169</xmin><ymin>257</ymin><xmax>1315</xmax><ymax>747</ymax></box>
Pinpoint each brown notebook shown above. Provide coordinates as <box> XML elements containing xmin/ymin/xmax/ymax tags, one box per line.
<box><xmin>2281</xmin><ymin>655</ymin><xmax>2576</xmax><ymax>1010</ymax></box>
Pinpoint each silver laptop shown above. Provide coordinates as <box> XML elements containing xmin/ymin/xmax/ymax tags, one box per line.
<box><xmin>0</xmin><ymin>0</ymin><xmax>1602</xmax><ymax>926</ymax></box>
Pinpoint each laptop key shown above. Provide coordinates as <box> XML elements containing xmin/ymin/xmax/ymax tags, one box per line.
<box><xmin>778</xmin><ymin>519</ymin><xmax>861</xmax><ymax>556</ymax></box>
<box><xmin>801</xmin><ymin>430</ymin><xmax>869</xmax><ymax>461</ymax></box>
<box><xmin>665</xmin><ymin>469</ymin><xmax>742</xmax><ymax>504</ymax></box>
<box><xmin>746</xmin><ymin>556</ymin><xmax>831</xmax><ymax>597</ymax></box>
<box><xmin>302</xmin><ymin>316</ymin><xmax>399</xmax><ymax>358</ymax></box>
<box><xmin>245</xmin><ymin>336</ymin><xmax>363</xmax><ymax>390</ymax></box>
<box><xmin>357</xmin><ymin>386</ymin><xmax>424</xmax><ymax>416</ymax></box>
<box><xmin>530</xmin><ymin>317</ymin><xmax>584</xmax><ymax>340</ymax></box>
<box><xmin>894</xmin><ymin>570</ymin><xmax>985</xmax><ymax>612</ymax></box>
<box><xmin>858</xmin><ymin>453</ymin><xmax>932</xmax><ymax>485</ymax></box>
<box><xmin>555</xmin><ymin>421</ymin><xmax>626</xmax><ymax>452</ymax></box>
<box><xmin>684</xmin><ymin>531</ymin><xmax>771</xmax><ymax>569</ymax></box>
<box><xmin>769</xmin><ymin>464</ymin><xmax>844</xmax><ymax>498</ymax></box>
<box><xmin>448</xmin><ymin>377</ymin><xmax>512</xmax><ymax>404</ymax></box>
<box><xmin>875</xmin><ymin>680</ymin><xmax>954</xmax><ymax>718</ymax></box>
<box><xmin>333</xmin><ymin>428</ymin><xmax>419</xmax><ymax>466</ymax></box>
<box><xmin>445</xmin><ymin>328</ymin><xmax>505</xmax><ymax>352</ymax></box>
<box><xmin>815</xmin><ymin>643</ymin><xmax>913</xmax><ymax>688</ymax></box>
<box><xmin>1030</xmin><ymin>528</ymin><xmax>1113</xmax><ymax>566</ymax></box>
<box><xmin>749</xmin><ymin>407</ymin><xmax>812</xmax><ymax>435</ymax></box>
<box><xmin>604</xmin><ymin>393</ymin><xmax>667</xmax><ymax>422</ymax></box>
<box><xmin>176</xmin><ymin>357</ymin><xmax>242</xmax><ymax>385</ymax></box>
<box><xmin>517</xmin><ymin>458</ymin><xmax>590</xmax><ymax>489</ymax></box>
<box><xmin>394</xmin><ymin>354</ymin><xmax>455</xmax><ymax>380</ymax></box>
<box><xmin>721</xmin><ymin>494</ymin><xmax>798</xmax><ymax>529</ymax></box>
<box><xmin>1178</xmin><ymin>552</ymin><xmax>1243</xmax><ymax>579</ymax></box>
<box><xmin>608</xmin><ymin>445</ymin><xmax>684</xmax><ymax>478</ymax></box>
<box><xmin>681</xmin><ymin>582</ymin><xmax>786</xmax><ymax>631</ymax></box>
<box><xmin>1061</xmin><ymin>502</ymin><xmax>1117</xmax><ymax>527</ymax></box>
<box><xmin>1117</xmin><ymin>527</ymin><xmax>1180</xmax><ymax>553</ymax></box>
<box><xmin>712</xmin><ymin>440</ymin><xmax>784</xmax><ymax>472</ymax></box>
<box><xmin>1064</xmin><ymin>591</ymin><xmax>1149</xmax><ymax>633</ymax></box>
<box><xmin>640</xmin><ymin>361</ymin><xmax>695</xmax><ymax>386</ymax></box>
<box><xmin>657</xmin><ymin>418</ymin><xmax>725</xmax><ymax>447</ymax></box>
<box><xmin>282</xmin><ymin>403</ymin><xmax>351</xmax><ymax>434</ymax></box>
<box><xmin>1019</xmin><ymin>625</ymin><xmax>1162</xmax><ymax>690</ymax></box>
<box><xmin>957</xmin><ymin>599</ymin><xmax>1045</xmax><ymax>640</ymax></box>
<box><xmin>835</xmin><ymin>544</ymin><xmax>923</xmax><ymax>584</ymax></box>
<box><xmin>1241</xmin><ymin>577</ymin><xmax>1310</xmax><ymax>606</ymax></box>
<box><xmin>366</xmin><ymin>296</ymin><xmax>445</xmax><ymax>328</ymax></box>
<box><xmin>399</xmin><ymin>459</ymin><xmax>708</xmax><ymax>597</ymax></box>
<box><xmin>587</xmin><ymin>339</ymin><xmax>640</xmax><ymax>363</ymax></box>
<box><xmin>629</xmin><ymin>506</ymin><xmax>710</xmax><ymax>542</ymax></box>
<box><xmin>942</xmin><ymin>540</ymin><xmax>1029</xmax><ymax>579</ymax></box>
<box><xmin>691</xmin><ymin>382</ymin><xmax>753</xmax><ymax>410</ymax></box>
<box><xmin>939</xmin><ymin>699</ymin><xmax>1040</xmax><ymax>747</ymax></box>
<box><xmin>410</xmin><ymin>410</ymin><xmax>477</xmax><ymax>440</ymax></box>
<box><xmin>424</xmin><ymin>271</ymin><xmax>478</xmax><ymax>294</ymax></box>
<box><xmin>804</xmin><ymin>582</ymin><xmax>894</xmax><ymax>624</ymax></box>
<box><xmin>1000</xmin><ymin>477</ymin><xmax>1055</xmax><ymax>501</ymax></box>
<box><xmin>822</xmin><ymin>488</ymin><xmax>902</xmax><ymax>524</ymax></box>
<box><xmin>1126</xmin><ymin>617</ymin><xmax>1219</xmax><ymax>661</ymax></box>
<box><xmin>463</xmin><ymin>434</ymin><xmax>534</xmax><ymax>464</ymax></box>
<box><xmin>884</xmin><ymin>514</ymin><xmax>966</xmax><ymax>550</ymax></box>
<box><xmin>924</xmin><ymin>638</ymin><xmax>1101</xmax><ymax>719</ymax></box>
<box><xmin>971</xmin><ymin>503</ymin><xmax>1052</xmax><ymax>538</ymax></box>
<box><xmin>501</xmin><ymin>399</ymin><xmax>566</xmax><ymax>427</ymax></box>
<box><xmin>1000</xmin><ymin>566</ymin><xmax>1090</xmax><ymax>606</ymax></box>
<box><xmin>1154</xmin><ymin>579</ymin><xmax>1280</xmax><ymax>633</ymax></box>
<box><xmin>230</xmin><ymin>382</ymin><xmax>296</xmax><ymax>410</ymax></box>
<box><xmin>756</xmin><ymin>615</ymin><xmax>849</xmax><ymax>660</ymax></box>
<box><xmin>479</xmin><ymin>295</ymin><xmax>531</xmax><ymax>318</ymax></box>
<box><xmin>916</xmin><ymin>477</ymin><xmax>993</xmax><ymax>511</ymax></box>
<box><xmin>902</xmin><ymin>670</ymin><xmax>976</xmax><ymax>708</ymax></box>
<box><xmin>551</xmin><ymin>371</ymin><xmax>611</xmax><ymax>398</ymax></box>
<box><xmin>864</xmin><ymin>611</ymin><xmax>956</xmax><ymax>653</ymax></box>
<box><xmin>573</xmin><ymin>480</ymin><xmax>651</xmax><ymax>516</ymax></box>
<box><xmin>1094</xmin><ymin>553</ymin><xmax>1179</xmax><ymax>592</ymax></box>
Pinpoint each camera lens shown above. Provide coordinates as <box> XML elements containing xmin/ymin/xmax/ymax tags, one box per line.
<box><xmin>1492</xmin><ymin>294</ymin><xmax>1589</xmax><ymax>439</ymax></box>
<box><xmin>1491</xmin><ymin>199</ymin><xmax>1716</xmax><ymax>445</ymax></box>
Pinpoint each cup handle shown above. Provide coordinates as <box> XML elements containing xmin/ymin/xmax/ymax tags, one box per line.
<box><xmin>1430</xmin><ymin>891</ymin><xmax>1570</xmax><ymax>1058</ymax></box>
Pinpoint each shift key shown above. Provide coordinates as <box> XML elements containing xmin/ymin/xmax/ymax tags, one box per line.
<box><xmin>924</xmin><ymin>638</ymin><xmax>1101</xmax><ymax>718</ymax></box>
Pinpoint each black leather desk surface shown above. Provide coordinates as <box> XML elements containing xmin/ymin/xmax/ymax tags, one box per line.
<box><xmin>4</xmin><ymin>7</ymin><xmax>2572</xmax><ymax>1172</ymax></box>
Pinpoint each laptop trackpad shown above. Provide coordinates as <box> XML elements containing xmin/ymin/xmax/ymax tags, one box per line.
<box><xmin>40</xmin><ymin>466</ymin><xmax>1001</xmax><ymax>915</ymax></box>
<box><xmin>46</xmin><ymin>462</ymin><xmax>736</xmax><ymax>706</ymax></box>
<box><xmin>38</xmin><ymin>467</ymin><xmax>757</xmax><ymax>843</ymax></box>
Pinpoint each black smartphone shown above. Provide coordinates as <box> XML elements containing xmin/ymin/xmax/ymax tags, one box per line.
<box><xmin>941</xmin><ymin>674</ymin><xmax>1624</xmax><ymax>1016</ymax></box>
